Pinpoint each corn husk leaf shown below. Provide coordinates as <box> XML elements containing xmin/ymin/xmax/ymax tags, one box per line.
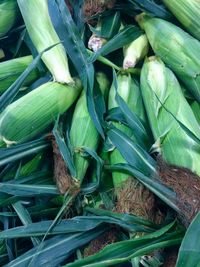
<box><xmin>0</xmin><ymin>81</ymin><xmax>81</xmax><ymax>145</ymax></box>
<box><xmin>163</xmin><ymin>0</ymin><xmax>200</xmax><ymax>41</ymax></box>
<box><xmin>0</xmin><ymin>55</ymin><xmax>39</xmax><ymax>95</ymax></box>
<box><xmin>140</xmin><ymin>56</ymin><xmax>200</xmax><ymax>175</ymax></box>
<box><xmin>0</xmin><ymin>0</ymin><xmax>18</xmax><ymax>38</ymax></box>
<box><xmin>138</xmin><ymin>15</ymin><xmax>200</xmax><ymax>102</ymax></box>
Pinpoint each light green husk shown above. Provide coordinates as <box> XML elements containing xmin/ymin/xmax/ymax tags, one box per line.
<box><xmin>140</xmin><ymin>56</ymin><xmax>200</xmax><ymax>176</ymax></box>
<box><xmin>70</xmin><ymin>72</ymin><xmax>109</xmax><ymax>183</ymax></box>
<box><xmin>137</xmin><ymin>14</ymin><xmax>200</xmax><ymax>102</ymax></box>
<box><xmin>17</xmin><ymin>0</ymin><xmax>73</xmax><ymax>84</ymax></box>
<box><xmin>0</xmin><ymin>55</ymin><xmax>39</xmax><ymax>94</ymax></box>
<box><xmin>108</xmin><ymin>73</ymin><xmax>148</xmax><ymax>188</ymax></box>
<box><xmin>0</xmin><ymin>0</ymin><xmax>18</xmax><ymax>37</ymax></box>
<box><xmin>0</xmin><ymin>81</ymin><xmax>82</xmax><ymax>145</ymax></box>
<box><xmin>163</xmin><ymin>0</ymin><xmax>200</xmax><ymax>40</ymax></box>
<box><xmin>123</xmin><ymin>34</ymin><xmax>149</xmax><ymax>69</ymax></box>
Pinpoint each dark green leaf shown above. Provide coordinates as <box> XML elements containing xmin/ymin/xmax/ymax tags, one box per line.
<box><xmin>106</xmin><ymin>125</ymin><xmax>156</xmax><ymax>176</ymax></box>
<box><xmin>53</xmin><ymin>118</ymin><xmax>76</xmax><ymax>178</ymax></box>
<box><xmin>0</xmin><ymin>183</ymin><xmax>58</xmax><ymax>196</ymax></box>
<box><xmin>66</xmin><ymin>222</ymin><xmax>184</xmax><ymax>267</ymax></box>
<box><xmin>176</xmin><ymin>212</ymin><xmax>200</xmax><ymax>267</ymax></box>
<box><xmin>0</xmin><ymin>138</ymin><xmax>49</xmax><ymax>167</ymax></box>
<box><xmin>5</xmin><ymin>227</ymin><xmax>106</xmax><ymax>267</ymax></box>
<box><xmin>54</xmin><ymin>0</ymin><xmax>105</xmax><ymax>138</ymax></box>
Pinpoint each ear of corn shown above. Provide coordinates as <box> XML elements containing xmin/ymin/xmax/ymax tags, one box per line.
<box><xmin>163</xmin><ymin>0</ymin><xmax>200</xmax><ymax>41</ymax></box>
<box><xmin>137</xmin><ymin>14</ymin><xmax>200</xmax><ymax>102</ymax></box>
<box><xmin>0</xmin><ymin>0</ymin><xmax>18</xmax><ymax>37</ymax></box>
<box><xmin>17</xmin><ymin>0</ymin><xmax>73</xmax><ymax>84</ymax></box>
<box><xmin>0</xmin><ymin>80</ymin><xmax>82</xmax><ymax>145</ymax></box>
<box><xmin>108</xmin><ymin>73</ymin><xmax>148</xmax><ymax>187</ymax></box>
<box><xmin>0</xmin><ymin>55</ymin><xmax>39</xmax><ymax>94</ymax></box>
<box><xmin>141</xmin><ymin>56</ymin><xmax>200</xmax><ymax>176</ymax></box>
<box><xmin>70</xmin><ymin>72</ymin><xmax>109</xmax><ymax>183</ymax></box>
<box><xmin>123</xmin><ymin>34</ymin><xmax>149</xmax><ymax>69</ymax></box>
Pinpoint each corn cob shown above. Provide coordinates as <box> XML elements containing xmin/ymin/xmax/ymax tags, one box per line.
<box><xmin>108</xmin><ymin>73</ymin><xmax>157</xmax><ymax>222</ymax></box>
<box><xmin>0</xmin><ymin>55</ymin><xmax>39</xmax><ymax>94</ymax></box>
<box><xmin>70</xmin><ymin>72</ymin><xmax>109</xmax><ymax>183</ymax></box>
<box><xmin>88</xmin><ymin>20</ymin><xmax>107</xmax><ymax>52</ymax></box>
<box><xmin>0</xmin><ymin>80</ymin><xmax>82</xmax><ymax>145</ymax></box>
<box><xmin>140</xmin><ymin>56</ymin><xmax>200</xmax><ymax>176</ymax></box>
<box><xmin>123</xmin><ymin>34</ymin><xmax>149</xmax><ymax>69</ymax></box>
<box><xmin>163</xmin><ymin>0</ymin><xmax>200</xmax><ymax>41</ymax></box>
<box><xmin>0</xmin><ymin>0</ymin><xmax>18</xmax><ymax>37</ymax></box>
<box><xmin>17</xmin><ymin>0</ymin><xmax>73</xmax><ymax>84</ymax></box>
<box><xmin>108</xmin><ymin>73</ymin><xmax>149</xmax><ymax>188</ymax></box>
<box><xmin>137</xmin><ymin>14</ymin><xmax>200</xmax><ymax>102</ymax></box>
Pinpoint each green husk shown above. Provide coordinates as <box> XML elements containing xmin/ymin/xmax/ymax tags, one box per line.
<box><xmin>0</xmin><ymin>55</ymin><xmax>39</xmax><ymax>94</ymax></box>
<box><xmin>163</xmin><ymin>0</ymin><xmax>200</xmax><ymax>40</ymax></box>
<box><xmin>108</xmin><ymin>73</ymin><xmax>148</xmax><ymax>188</ymax></box>
<box><xmin>137</xmin><ymin>14</ymin><xmax>200</xmax><ymax>102</ymax></box>
<box><xmin>191</xmin><ymin>101</ymin><xmax>200</xmax><ymax>125</ymax></box>
<box><xmin>70</xmin><ymin>72</ymin><xmax>109</xmax><ymax>183</ymax></box>
<box><xmin>123</xmin><ymin>34</ymin><xmax>149</xmax><ymax>69</ymax></box>
<box><xmin>0</xmin><ymin>80</ymin><xmax>82</xmax><ymax>145</ymax></box>
<box><xmin>140</xmin><ymin>56</ymin><xmax>200</xmax><ymax>176</ymax></box>
<box><xmin>17</xmin><ymin>0</ymin><xmax>73</xmax><ymax>84</ymax></box>
<box><xmin>0</xmin><ymin>0</ymin><xmax>18</xmax><ymax>37</ymax></box>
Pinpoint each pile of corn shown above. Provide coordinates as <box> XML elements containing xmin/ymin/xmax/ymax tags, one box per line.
<box><xmin>0</xmin><ymin>0</ymin><xmax>200</xmax><ymax>266</ymax></box>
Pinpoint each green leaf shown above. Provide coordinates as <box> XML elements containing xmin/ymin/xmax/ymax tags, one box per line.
<box><xmin>66</xmin><ymin>222</ymin><xmax>184</xmax><ymax>267</ymax></box>
<box><xmin>12</xmin><ymin>201</ymin><xmax>40</xmax><ymax>246</ymax></box>
<box><xmin>105</xmin><ymin>163</ymin><xmax>180</xmax><ymax>214</ymax></box>
<box><xmin>0</xmin><ymin>138</ymin><xmax>49</xmax><ymax>167</ymax></box>
<box><xmin>0</xmin><ymin>183</ymin><xmax>58</xmax><ymax>196</ymax></box>
<box><xmin>176</xmin><ymin>212</ymin><xmax>200</xmax><ymax>267</ymax></box>
<box><xmin>53</xmin><ymin>118</ymin><xmax>76</xmax><ymax>178</ymax></box>
<box><xmin>5</xmin><ymin>227</ymin><xmax>106</xmax><ymax>267</ymax></box>
<box><xmin>80</xmin><ymin>147</ymin><xmax>104</xmax><ymax>194</ymax></box>
<box><xmin>0</xmin><ymin>213</ymin><xmax>157</xmax><ymax>239</ymax></box>
<box><xmin>112</xmin><ymin>69</ymin><xmax>151</xmax><ymax>148</ymax></box>
<box><xmin>89</xmin><ymin>26</ymin><xmax>142</xmax><ymax>63</ymax></box>
<box><xmin>100</xmin><ymin>12</ymin><xmax>121</xmax><ymax>39</ymax></box>
<box><xmin>54</xmin><ymin>0</ymin><xmax>105</xmax><ymax>138</ymax></box>
<box><xmin>127</xmin><ymin>0</ymin><xmax>172</xmax><ymax>19</ymax></box>
<box><xmin>106</xmin><ymin>124</ymin><xmax>156</xmax><ymax>176</ymax></box>
<box><xmin>0</xmin><ymin>44</ymin><xmax>59</xmax><ymax>112</ymax></box>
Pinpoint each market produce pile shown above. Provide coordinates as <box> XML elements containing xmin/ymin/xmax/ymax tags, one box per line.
<box><xmin>0</xmin><ymin>0</ymin><xmax>200</xmax><ymax>266</ymax></box>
